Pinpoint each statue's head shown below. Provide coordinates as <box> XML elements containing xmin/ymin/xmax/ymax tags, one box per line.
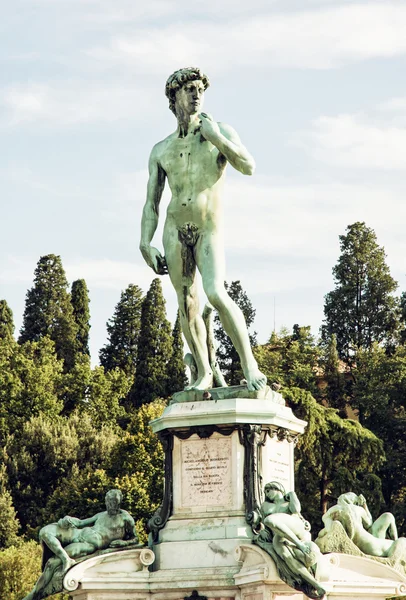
<box><xmin>165</xmin><ymin>67</ymin><xmax>210</xmax><ymax>116</ymax></box>
<box><xmin>337</xmin><ymin>492</ymin><xmax>359</xmax><ymax>506</ymax></box>
<box><xmin>105</xmin><ymin>489</ymin><xmax>122</xmax><ymax>514</ymax></box>
<box><xmin>264</xmin><ymin>481</ymin><xmax>285</xmax><ymax>501</ymax></box>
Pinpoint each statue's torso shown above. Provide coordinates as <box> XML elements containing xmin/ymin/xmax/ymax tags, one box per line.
<box><xmin>157</xmin><ymin>126</ymin><xmax>227</xmax><ymax>230</ymax></box>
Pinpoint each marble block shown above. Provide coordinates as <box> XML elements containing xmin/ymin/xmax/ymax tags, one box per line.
<box><xmin>149</xmin><ymin>397</ymin><xmax>306</xmax><ymax>572</ymax></box>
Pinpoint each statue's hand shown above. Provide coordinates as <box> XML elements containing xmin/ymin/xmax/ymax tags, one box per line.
<box><xmin>109</xmin><ymin>539</ymin><xmax>128</xmax><ymax>548</ymax></box>
<box><xmin>58</xmin><ymin>516</ymin><xmax>80</xmax><ymax>529</ymax></box>
<box><xmin>141</xmin><ymin>245</ymin><xmax>168</xmax><ymax>275</ymax></box>
<box><xmin>199</xmin><ymin>113</ymin><xmax>221</xmax><ymax>144</ymax></box>
<box><xmin>358</xmin><ymin>494</ymin><xmax>367</xmax><ymax>507</ymax></box>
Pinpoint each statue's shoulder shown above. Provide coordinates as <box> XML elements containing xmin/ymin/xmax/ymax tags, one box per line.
<box><xmin>120</xmin><ymin>509</ymin><xmax>134</xmax><ymax>520</ymax></box>
<box><xmin>151</xmin><ymin>132</ymin><xmax>176</xmax><ymax>158</ymax></box>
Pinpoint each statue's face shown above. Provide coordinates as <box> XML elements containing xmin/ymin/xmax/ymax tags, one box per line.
<box><xmin>175</xmin><ymin>79</ymin><xmax>205</xmax><ymax>116</ymax></box>
<box><xmin>106</xmin><ymin>491</ymin><xmax>121</xmax><ymax>514</ymax></box>
<box><xmin>264</xmin><ymin>486</ymin><xmax>283</xmax><ymax>502</ymax></box>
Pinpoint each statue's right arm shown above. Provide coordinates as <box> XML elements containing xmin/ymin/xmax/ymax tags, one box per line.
<box><xmin>139</xmin><ymin>147</ymin><xmax>168</xmax><ymax>275</ymax></box>
<box><xmin>286</xmin><ymin>491</ymin><xmax>302</xmax><ymax>515</ymax></box>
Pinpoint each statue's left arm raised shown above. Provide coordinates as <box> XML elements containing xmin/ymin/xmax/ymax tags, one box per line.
<box><xmin>199</xmin><ymin>112</ymin><xmax>255</xmax><ymax>176</ymax></box>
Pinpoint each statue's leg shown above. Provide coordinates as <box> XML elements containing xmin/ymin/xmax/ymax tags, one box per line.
<box><xmin>264</xmin><ymin>515</ymin><xmax>308</xmax><ymax>553</ymax></box>
<box><xmin>274</xmin><ymin>538</ymin><xmax>325</xmax><ymax>598</ymax></box>
<box><xmin>22</xmin><ymin>557</ymin><xmax>60</xmax><ymax>600</ymax></box>
<box><xmin>195</xmin><ymin>231</ymin><xmax>267</xmax><ymax>391</ymax></box>
<box><xmin>64</xmin><ymin>541</ymin><xmax>97</xmax><ymax>559</ymax></box>
<box><xmin>39</xmin><ymin>530</ymin><xmax>75</xmax><ymax>571</ymax></box>
<box><xmin>163</xmin><ymin>225</ymin><xmax>213</xmax><ymax>390</ymax></box>
<box><xmin>370</xmin><ymin>513</ymin><xmax>398</xmax><ymax>540</ymax></box>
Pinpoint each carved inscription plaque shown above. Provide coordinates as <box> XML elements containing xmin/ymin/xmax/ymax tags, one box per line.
<box><xmin>181</xmin><ymin>437</ymin><xmax>232</xmax><ymax>507</ymax></box>
<box><xmin>263</xmin><ymin>436</ymin><xmax>292</xmax><ymax>490</ymax></box>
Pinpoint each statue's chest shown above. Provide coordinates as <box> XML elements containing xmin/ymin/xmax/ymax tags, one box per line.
<box><xmin>162</xmin><ymin>135</ymin><xmax>218</xmax><ymax>174</ymax></box>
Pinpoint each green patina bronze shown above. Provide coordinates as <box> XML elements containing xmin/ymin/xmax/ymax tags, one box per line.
<box><xmin>140</xmin><ymin>66</ymin><xmax>266</xmax><ymax>394</ymax></box>
<box><xmin>23</xmin><ymin>489</ymin><xmax>141</xmax><ymax>600</ymax></box>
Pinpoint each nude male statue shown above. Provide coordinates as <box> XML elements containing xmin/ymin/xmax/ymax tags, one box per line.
<box><xmin>140</xmin><ymin>66</ymin><xmax>267</xmax><ymax>392</ymax></box>
<box><xmin>23</xmin><ymin>489</ymin><xmax>139</xmax><ymax>600</ymax></box>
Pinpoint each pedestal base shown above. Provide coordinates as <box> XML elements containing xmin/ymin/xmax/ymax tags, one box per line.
<box><xmin>66</xmin><ymin>546</ymin><xmax>406</xmax><ymax>600</ymax></box>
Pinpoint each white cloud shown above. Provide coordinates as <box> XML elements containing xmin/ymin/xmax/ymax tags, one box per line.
<box><xmin>86</xmin><ymin>3</ymin><xmax>406</xmax><ymax>73</ymax></box>
<box><xmin>222</xmin><ymin>175</ymin><xmax>406</xmax><ymax>272</ymax></box>
<box><xmin>0</xmin><ymin>82</ymin><xmax>157</xmax><ymax>128</ymax></box>
<box><xmin>294</xmin><ymin>111</ymin><xmax>406</xmax><ymax>170</ymax></box>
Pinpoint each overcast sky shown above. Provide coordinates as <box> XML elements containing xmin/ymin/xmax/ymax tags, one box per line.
<box><xmin>1</xmin><ymin>0</ymin><xmax>405</xmax><ymax>363</ymax></box>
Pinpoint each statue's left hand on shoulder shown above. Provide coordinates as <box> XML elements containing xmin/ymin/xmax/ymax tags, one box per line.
<box><xmin>199</xmin><ymin>112</ymin><xmax>221</xmax><ymax>144</ymax></box>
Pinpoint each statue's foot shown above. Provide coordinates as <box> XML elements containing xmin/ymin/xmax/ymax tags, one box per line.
<box><xmin>62</xmin><ymin>557</ymin><xmax>76</xmax><ymax>572</ymax></box>
<box><xmin>185</xmin><ymin>373</ymin><xmax>213</xmax><ymax>391</ymax></box>
<box><xmin>246</xmin><ymin>368</ymin><xmax>267</xmax><ymax>392</ymax></box>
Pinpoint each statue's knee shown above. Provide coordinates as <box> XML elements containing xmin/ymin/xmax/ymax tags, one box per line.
<box><xmin>264</xmin><ymin>515</ymin><xmax>278</xmax><ymax>530</ymax></box>
<box><xmin>206</xmin><ymin>288</ymin><xmax>227</xmax><ymax>311</ymax></box>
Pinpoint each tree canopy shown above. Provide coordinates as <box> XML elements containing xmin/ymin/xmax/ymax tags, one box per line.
<box><xmin>323</xmin><ymin>222</ymin><xmax>399</xmax><ymax>362</ymax></box>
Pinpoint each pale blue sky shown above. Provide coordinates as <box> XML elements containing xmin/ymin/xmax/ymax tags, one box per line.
<box><xmin>1</xmin><ymin>0</ymin><xmax>405</xmax><ymax>362</ymax></box>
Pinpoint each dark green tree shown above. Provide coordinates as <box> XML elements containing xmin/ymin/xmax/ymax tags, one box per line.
<box><xmin>99</xmin><ymin>284</ymin><xmax>144</xmax><ymax>376</ymax></box>
<box><xmin>19</xmin><ymin>255</ymin><xmax>78</xmax><ymax>370</ymax></box>
<box><xmin>286</xmin><ymin>388</ymin><xmax>384</xmax><ymax>530</ymax></box>
<box><xmin>71</xmin><ymin>279</ymin><xmax>90</xmax><ymax>356</ymax></box>
<box><xmin>132</xmin><ymin>278</ymin><xmax>173</xmax><ymax>406</ymax></box>
<box><xmin>254</xmin><ymin>326</ymin><xmax>319</xmax><ymax>395</ymax></box>
<box><xmin>400</xmin><ymin>292</ymin><xmax>406</xmax><ymax>345</ymax></box>
<box><xmin>351</xmin><ymin>344</ymin><xmax>406</xmax><ymax>533</ymax></box>
<box><xmin>319</xmin><ymin>334</ymin><xmax>347</xmax><ymax>415</ymax></box>
<box><xmin>214</xmin><ymin>280</ymin><xmax>257</xmax><ymax>385</ymax></box>
<box><xmin>0</xmin><ymin>465</ymin><xmax>19</xmax><ymax>549</ymax></box>
<box><xmin>323</xmin><ymin>222</ymin><xmax>399</xmax><ymax>363</ymax></box>
<box><xmin>0</xmin><ymin>301</ymin><xmax>14</xmax><ymax>341</ymax></box>
<box><xmin>3</xmin><ymin>413</ymin><xmax>119</xmax><ymax>532</ymax></box>
<box><xmin>0</xmin><ymin>336</ymin><xmax>63</xmax><ymax>441</ymax></box>
<box><xmin>166</xmin><ymin>311</ymin><xmax>187</xmax><ymax>394</ymax></box>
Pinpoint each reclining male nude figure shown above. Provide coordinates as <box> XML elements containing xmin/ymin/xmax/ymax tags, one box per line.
<box><xmin>23</xmin><ymin>489</ymin><xmax>138</xmax><ymax>600</ymax></box>
<box><xmin>140</xmin><ymin>66</ymin><xmax>267</xmax><ymax>392</ymax></box>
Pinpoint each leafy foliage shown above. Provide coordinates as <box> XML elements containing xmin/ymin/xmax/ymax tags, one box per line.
<box><xmin>254</xmin><ymin>326</ymin><xmax>319</xmax><ymax>395</ymax></box>
<box><xmin>323</xmin><ymin>222</ymin><xmax>399</xmax><ymax>363</ymax></box>
<box><xmin>286</xmin><ymin>387</ymin><xmax>385</xmax><ymax>531</ymax></box>
<box><xmin>0</xmin><ymin>466</ymin><xmax>19</xmax><ymax>549</ymax></box>
<box><xmin>0</xmin><ymin>541</ymin><xmax>43</xmax><ymax>600</ymax></box>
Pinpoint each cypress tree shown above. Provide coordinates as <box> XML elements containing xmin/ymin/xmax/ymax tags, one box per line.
<box><xmin>0</xmin><ymin>301</ymin><xmax>14</xmax><ymax>341</ymax></box>
<box><xmin>214</xmin><ymin>280</ymin><xmax>257</xmax><ymax>385</ymax></box>
<box><xmin>19</xmin><ymin>255</ymin><xmax>77</xmax><ymax>370</ymax></box>
<box><xmin>99</xmin><ymin>284</ymin><xmax>144</xmax><ymax>376</ymax></box>
<box><xmin>133</xmin><ymin>278</ymin><xmax>173</xmax><ymax>406</ymax></box>
<box><xmin>320</xmin><ymin>334</ymin><xmax>347</xmax><ymax>415</ymax></box>
<box><xmin>71</xmin><ymin>279</ymin><xmax>90</xmax><ymax>356</ymax></box>
<box><xmin>166</xmin><ymin>311</ymin><xmax>187</xmax><ymax>394</ymax></box>
<box><xmin>323</xmin><ymin>222</ymin><xmax>399</xmax><ymax>363</ymax></box>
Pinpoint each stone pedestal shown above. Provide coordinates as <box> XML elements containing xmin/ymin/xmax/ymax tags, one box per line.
<box><xmin>65</xmin><ymin>393</ymin><xmax>406</xmax><ymax>600</ymax></box>
<box><xmin>148</xmin><ymin>396</ymin><xmax>306</xmax><ymax>571</ymax></box>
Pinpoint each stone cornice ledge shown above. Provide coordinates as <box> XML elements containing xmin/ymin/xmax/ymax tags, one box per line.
<box><xmin>63</xmin><ymin>548</ymin><xmax>155</xmax><ymax>592</ymax></box>
<box><xmin>150</xmin><ymin>398</ymin><xmax>306</xmax><ymax>435</ymax></box>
